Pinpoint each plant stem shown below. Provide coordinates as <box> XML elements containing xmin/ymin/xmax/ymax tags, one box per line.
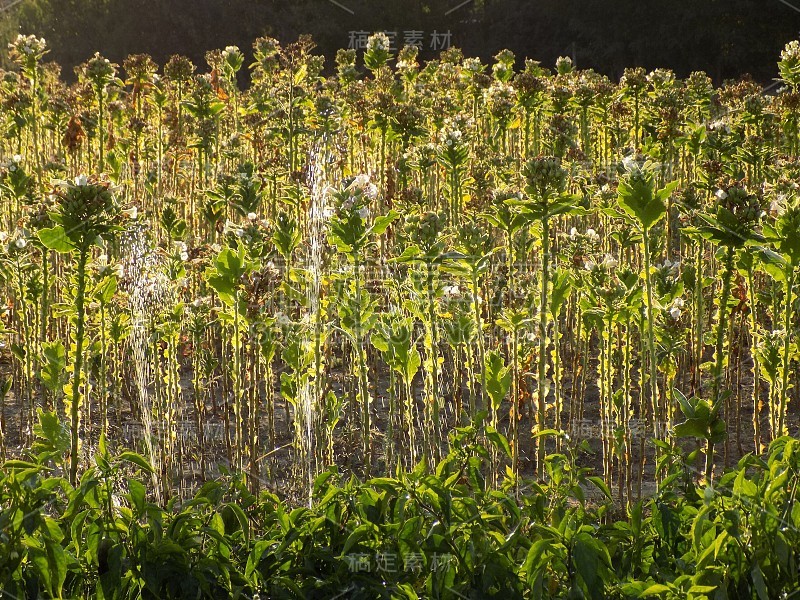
<box><xmin>537</xmin><ymin>218</ymin><xmax>550</xmax><ymax>476</ymax></box>
<box><xmin>69</xmin><ymin>247</ymin><xmax>89</xmax><ymax>486</ymax></box>
<box><xmin>708</xmin><ymin>246</ymin><xmax>736</xmax><ymax>483</ymax></box>
<box><xmin>642</xmin><ymin>228</ymin><xmax>659</xmax><ymax>441</ymax></box>
<box><xmin>778</xmin><ymin>267</ymin><xmax>795</xmax><ymax>437</ymax></box>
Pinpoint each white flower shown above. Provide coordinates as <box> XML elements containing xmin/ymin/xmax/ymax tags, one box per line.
<box><xmin>668</xmin><ymin>297</ymin><xmax>684</xmax><ymax>320</ymax></box>
<box><xmin>770</xmin><ymin>199</ymin><xmax>787</xmax><ymax>216</ymax></box>
<box><xmin>443</xmin><ymin>285</ymin><xmax>459</xmax><ymax>296</ymax></box>
<box><xmin>351</xmin><ymin>174</ymin><xmax>370</xmax><ymax>188</ymax></box>
<box><xmin>601</xmin><ymin>254</ymin><xmax>618</xmax><ymax>269</ymax></box>
<box><xmin>569</xmin><ymin>227</ymin><xmax>578</xmax><ymax>238</ymax></box>
<box><xmin>180</xmin><ymin>251</ymin><xmax>189</xmax><ymax>261</ymax></box>
<box><xmin>366</xmin><ymin>32</ymin><xmax>390</xmax><ymax>53</ymax></box>
<box><xmin>715</xmin><ymin>189</ymin><xmax>728</xmax><ymax>200</ymax></box>
<box><xmin>586</xmin><ymin>228</ymin><xmax>599</xmax><ymax>241</ymax></box>
<box><xmin>357</xmin><ymin>207</ymin><xmax>370</xmax><ymax>220</ymax></box>
<box><xmin>122</xmin><ymin>206</ymin><xmax>138</xmax><ymax>220</ymax></box>
<box><xmin>709</xmin><ymin>120</ymin><xmax>731</xmax><ymax>134</ymax></box>
<box><xmin>113</xmin><ymin>264</ymin><xmax>124</xmax><ymax>278</ymax></box>
<box><xmin>174</xmin><ymin>241</ymin><xmax>187</xmax><ymax>253</ymax></box>
<box><xmin>247</xmin><ymin>212</ymin><xmax>258</xmax><ymax>221</ymax></box>
<box><xmin>74</xmin><ymin>174</ymin><xmax>88</xmax><ymax>187</ymax></box>
<box><xmin>659</xmin><ymin>259</ymin><xmax>680</xmax><ymax>273</ymax></box>
<box><xmin>12</xmin><ymin>154</ymin><xmax>21</xmax><ymax>163</ymax></box>
<box><xmin>14</xmin><ymin>237</ymin><xmax>27</xmax><ymax>249</ymax></box>
<box><xmin>0</xmin><ymin>232</ymin><xmax>7</xmax><ymax>243</ymax></box>
<box><xmin>583</xmin><ymin>259</ymin><xmax>595</xmax><ymax>271</ymax></box>
<box><xmin>622</xmin><ymin>155</ymin><xmax>638</xmax><ymax>172</ymax></box>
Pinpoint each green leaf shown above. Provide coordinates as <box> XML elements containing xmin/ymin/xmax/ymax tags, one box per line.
<box><xmin>38</xmin><ymin>226</ymin><xmax>76</xmax><ymax>253</ymax></box>
<box><xmin>117</xmin><ymin>451</ymin><xmax>154</xmax><ymax>473</ymax></box>
<box><xmin>341</xmin><ymin>523</ymin><xmax>374</xmax><ymax>555</ymax></box>
<box><xmin>46</xmin><ymin>538</ymin><xmax>67</xmax><ymax>599</ymax></box>
<box><xmin>484</xmin><ymin>351</ymin><xmax>511</xmax><ymax>410</ymax></box>
<box><xmin>96</xmin><ymin>276</ymin><xmax>117</xmax><ymax>304</ymax></box>
<box><xmin>246</xmin><ymin>540</ymin><xmax>270</xmax><ymax>579</ymax></box>
<box><xmin>293</xmin><ymin>63</ymin><xmax>308</xmax><ymax>85</ymax></box>
<box><xmin>369</xmin><ymin>210</ymin><xmax>399</xmax><ymax>236</ymax></box>
<box><xmin>573</xmin><ymin>533</ymin><xmax>608</xmax><ymax>600</ymax></box>
<box><xmin>641</xmin><ymin>584</ymin><xmax>671</xmax><ymax>597</ymax></box>
<box><xmin>225</xmin><ymin>502</ymin><xmax>250</xmax><ymax>543</ymax></box>
<box><xmin>587</xmin><ymin>476</ymin><xmax>612</xmax><ymax>500</ymax></box>
<box><xmin>127</xmin><ymin>479</ymin><xmax>146</xmax><ymax>515</ymax></box>
<box><xmin>485</xmin><ymin>426</ymin><xmax>512</xmax><ymax>458</ymax></box>
<box><xmin>206</xmin><ymin>274</ymin><xmax>236</xmax><ymax>304</ymax></box>
<box><xmin>391</xmin><ymin>245</ymin><xmax>423</xmax><ymax>263</ymax></box>
<box><xmin>674</xmin><ymin>418</ymin><xmax>709</xmax><ymax>440</ymax></box>
<box><xmin>752</xmin><ymin>564</ymin><xmax>769</xmax><ymax>600</ymax></box>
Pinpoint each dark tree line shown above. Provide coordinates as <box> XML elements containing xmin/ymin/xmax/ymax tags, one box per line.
<box><xmin>3</xmin><ymin>0</ymin><xmax>799</xmax><ymax>81</ymax></box>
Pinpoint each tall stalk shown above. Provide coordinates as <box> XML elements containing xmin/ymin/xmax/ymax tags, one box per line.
<box><xmin>777</xmin><ymin>267</ymin><xmax>794</xmax><ymax>437</ymax></box>
<box><xmin>518</xmin><ymin>156</ymin><xmax>575</xmax><ymax>477</ymax></box>
<box><xmin>642</xmin><ymin>228</ymin><xmax>660</xmax><ymax>439</ymax></box>
<box><xmin>68</xmin><ymin>247</ymin><xmax>89</xmax><ymax>485</ymax></box>
<box><xmin>707</xmin><ymin>246</ymin><xmax>735</xmax><ymax>481</ymax></box>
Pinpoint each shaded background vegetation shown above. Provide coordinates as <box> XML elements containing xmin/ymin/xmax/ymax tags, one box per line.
<box><xmin>2</xmin><ymin>0</ymin><xmax>799</xmax><ymax>83</ymax></box>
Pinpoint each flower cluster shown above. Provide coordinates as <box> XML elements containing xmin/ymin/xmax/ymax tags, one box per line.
<box><xmin>367</xmin><ymin>33</ymin><xmax>390</xmax><ymax>54</ymax></box>
<box><xmin>438</xmin><ymin>119</ymin><xmax>463</xmax><ymax>148</ymax></box>
<box><xmin>222</xmin><ymin>46</ymin><xmax>245</xmax><ymax>75</ymax></box>
<box><xmin>492</xmin><ymin>49</ymin><xmax>515</xmax><ymax>82</ymax></box>
<box><xmin>8</xmin><ymin>34</ymin><xmax>47</xmax><ymax>71</ymax></box>
<box><xmin>364</xmin><ymin>33</ymin><xmax>393</xmax><ymax>70</ymax></box>
<box><xmin>715</xmin><ymin>185</ymin><xmax>763</xmax><ymax>228</ymax></box>
<box><xmin>404</xmin><ymin>211</ymin><xmax>445</xmax><ymax>253</ymax></box>
<box><xmin>668</xmin><ymin>297</ymin><xmax>685</xmax><ymax>320</ymax></box>
<box><xmin>483</xmin><ymin>82</ymin><xmax>516</xmax><ymax>125</ymax></box>
<box><xmin>50</xmin><ymin>175</ymin><xmax>119</xmax><ymax>247</ymax></box>
<box><xmin>437</xmin><ymin>115</ymin><xmax>473</xmax><ymax>159</ymax></box>
<box><xmin>335</xmin><ymin>49</ymin><xmax>358</xmax><ymax>83</ymax></box>
<box><xmin>327</xmin><ymin>175</ymin><xmax>378</xmax><ymax>226</ymax></box>
<box><xmin>523</xmin><ymin>156</ymin><xmax>567</xmax><ymax>198</ymax></box>
<box><xmin>2</xmin><ymin>154</ymin><xmax>22</xmax><ymax>172</ymax></box>
<box><xmin>0</xmin><ymin>229</ymin><xmax>29</xmax><ymax>253</ymax></box>
<box><xmin>780</xmin><ymin>40</ymin><xmax>800</xmax><ymax>87</ymax></box>
<box><xmin>94</xmin><ymin>253</ymin><xmax>125</xmax><ymax>279</ymax></box>
<box><xmin>83</xmin><ymin>53</ymin><xmax>117</xmax><ymax>88</ymax></box>
<box><xmin>555</xmin><ymin>56</ymin><xmax>574</xmax><ymax>76</ymax></box>
<box><xmin>396</xmin><ymin>45</ymin><xmax>419</xmax><ymax>74</ymax></box>
<box><xmin>569</xmin><ymin>227</ymin><xmax>600</xmax><ymax>242</ymax></box>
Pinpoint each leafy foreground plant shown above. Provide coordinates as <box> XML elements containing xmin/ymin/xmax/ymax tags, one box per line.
<box><xmin>1</xmin><ymin>412</ymin><xmax>799</xmax><ymax>599</ymax></box>
<box><xmin>37</xmin><ymin>175</ymin><xmax>120</xmax><ymax>486</ymax></box>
